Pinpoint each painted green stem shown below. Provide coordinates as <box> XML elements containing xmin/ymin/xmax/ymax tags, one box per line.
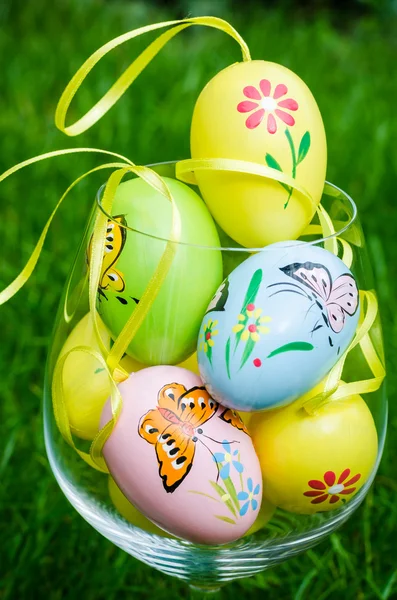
<box><xmin>285</xmin><ymin>128</ymin><xmax>297</xmax><ymax>178</ymax></box>
<box><xmin>284</xmin><ymin>128</ymin><xmax>297</xmax><ymax>209</ymax></box>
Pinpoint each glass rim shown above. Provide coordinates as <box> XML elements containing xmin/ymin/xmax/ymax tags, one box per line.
<box><xmin>95</xmin><ymin>160</ymin><xmax>357</xmax><ymax>252</ymax></box>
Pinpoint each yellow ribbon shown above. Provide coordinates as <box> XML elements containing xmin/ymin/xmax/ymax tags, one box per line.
<box><xmin>338</xmin><ymin>237</ymin><xmax>353</xmax><ymax>269</ymax></box>
<box><xmin>55</xmin><ymin>16</ymin><xmax>250</xmax><ymax>137</ymax></box>
<box><xmin>176</xmin><ymin>157</ymin><xmax>313</xmax><ymax>203</ymax></box>
<box><xmin>176</xmin><ymin>157</ymin><xmax>339</xmax><ymax>256</ymax></box>
<box><xmin>85</xmin><ymin>165</ymin><xmax>181</xmax><ymax>468</ymax></box>
<box><xmin>52</xmin><ymin>345</ymin><xmax>118</xmax><ymax>473</ymax></box>
<box><xmin>0</xmin><ymin>149</ymin><xmax>133</xmax><ymax>306</ymax></box>
<box><xmin>302</xmin><ymin>290</ymin><xmax>385</xmax><ymax>414</ymax></box>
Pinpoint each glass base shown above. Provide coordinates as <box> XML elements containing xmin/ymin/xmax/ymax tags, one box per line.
<box><xmin>189</xmin><ymin>584</ymin><xmax>221</xmax><ymax>598</ymax></box>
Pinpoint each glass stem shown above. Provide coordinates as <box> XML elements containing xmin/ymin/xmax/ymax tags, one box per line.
<box><xmin>189</xmin><ymin>584</ymin><xmax>222</xmax><ymax>599</ymax></box>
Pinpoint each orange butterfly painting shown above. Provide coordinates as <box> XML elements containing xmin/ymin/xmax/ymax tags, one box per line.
<box><xmin>87</xmin><ymin>215</ymin><xmax>132</xmax><ymax>305</ymax></box>
<box><xmin>138</xmin><ymin>383</ymin><xmax>248</xmax><ymax>493</ymax></box>
<box><xmin>219</xmin><ymin>408</ymin><xmax>249</xmax><ymax>435</ymax></box>
<box><xmin>138</xmin><ymin>384</ymin><xmax>218</xmax><ymax>493</ymax></box>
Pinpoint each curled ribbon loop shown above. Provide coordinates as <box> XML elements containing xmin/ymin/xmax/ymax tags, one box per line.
<box><xmin>52</xmin><ymin>345</ymin><xmax>118</xmax><ymax>473</ymax></box>
<box><xmin>88</xmin><ymin>165</ymin><xmax>181</xmax><ymax>377</ymax></box>
<box><xmin>302</xmin><ymin>290</ymin><xmax>385</xmax><ymax>415</ymax></box>
<box><xmin>55</xmin><ymin>16</ymin><xmax>250</xmax><ymax>137</ymax></box>
<box><xmin>48</xmin><ymin>161</ymin><xmax>182</xmax><ymax>470</ymax></box>
<box><xmin>0</xmin><ymin>148</ymin><xmax>133</xmax><ymax>307</ymax></box>
<box><xmin>73</xmin><ymin>164</ymin><xmax>181</xmax><ymax>468</ymax></box>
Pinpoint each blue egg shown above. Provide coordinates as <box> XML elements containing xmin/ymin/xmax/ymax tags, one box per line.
<box><xmin>197</xmin><ymin>242</ymin><xmax>360</xmax><ymax>411</ymax></box>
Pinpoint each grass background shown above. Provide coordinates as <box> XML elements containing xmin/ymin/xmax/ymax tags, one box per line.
<box><xmin>0</xmin><ymin>0</ymin><xmax>396</xmax><ymax>598</ymax></box>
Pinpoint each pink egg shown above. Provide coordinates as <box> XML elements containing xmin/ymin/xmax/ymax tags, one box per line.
<box><xmin>101</xmin><ymin>366</ymin><xmax>262</xmax><ymax>544</ymax></box>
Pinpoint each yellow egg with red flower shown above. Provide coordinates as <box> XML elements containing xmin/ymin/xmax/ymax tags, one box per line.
<box><xmin>250</xmin><ymin>381</ymin><xmax>378</xmax><ymax>514</ymax></box>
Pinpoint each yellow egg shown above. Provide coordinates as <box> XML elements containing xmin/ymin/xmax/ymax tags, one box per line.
<box><xmin>191</xmin><ymin>60</ymin><xmax>327</xmax><ymax>247</ymax></box>
<box><xmin>57</xmin><ymin>313</ymin><xmax>145</xmax><ymax>441</ymax></box>
<box><xmin>108</xmin><ymin>477</ymin><xmax>172</xmax><ymax>537</ymax></box>
<box><xmin>250</xmin><ymin>383</ymin><xmax>378</xmax><ymax>514</ymax></box>
<box><xmin>239</xmin><ymin>411</ymin><xmax>252</xmax><ymax>430</ymax></box>
<box><xmin>57</xmin><ymin>313</ymin><xmax>201</xmax><ymax>440</ymax></box>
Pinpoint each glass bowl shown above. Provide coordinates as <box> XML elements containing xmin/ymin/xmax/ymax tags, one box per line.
<box><xmin>43</xmin><ymin>161</ymin><xmax>387</xmax><ymax>594</ymax></box>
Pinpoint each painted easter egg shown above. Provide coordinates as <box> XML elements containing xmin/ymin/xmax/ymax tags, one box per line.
<box><xmin>250</xmin><ymin>381</ymin><xmax>378</xmax><ymax>514</ymax></box>
<box><xmin>90</xmin><ymin>177</ymin><xmax>222</xmax><ymax>366</ymax></box>
<box><xmin>101</xmin><ymin>366</ymin><xmax>262</xmax><ymax>544</ymax></box>
<box><xmin>57</xmin><ymin>312</ymin><xmax>143</xmax><ymax>440</ymax></box>
<box><xmin>197</xmin><ymin>242</ymin><xmax>360</xmax><ymax>411</ymax></box>
<box><xmin>190</xmin><ymin>61</ymin><xmax>327</xmax><ymax>247</ymax></box>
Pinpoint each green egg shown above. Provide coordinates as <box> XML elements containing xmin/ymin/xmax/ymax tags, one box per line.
<box><xmin>96</xmin><ymin>177</ymin><xmax>222</xmax><ymax>365</ymax></box>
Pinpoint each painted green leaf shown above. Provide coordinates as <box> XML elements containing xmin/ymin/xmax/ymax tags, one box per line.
<box><xmin>210</xmin><ymin>481</ymin><xmax>237</xmax><ymax>517</ymax></box>
<box><xmin>225</xmin><ymin>337</ymin><xmax>231</xmax><ymax>379</ymax></box>
<box><xmin>265</xmin><ymin>152</ymin><xmax>283</xmax><ymax>172</ymax></box>
<box><xmin>265</xmin><ymin>153</ymin><xmax>290</xmax><ymax>194</ymax></box>
<box><xmin>225</xmin><ymin>499</ymin><xmax>237</xmax><ymax>517</ymax></box>
<box><xmin>94</xmin><ymin>367</ymin><xmax>105</xmax><ymax>374</ymax></box>
<box><xmin>242</xmin><ymin>268</ymin><xmax>263</xmax><ymax>311</ymax></box>
<box><xmin>297</xmin><ymin>131</ymin><xmax>311</xmax><ymax>164</ymax></box>
<box><xmin>223</xmin><ymin>476</ymin><xmax>240</xmax><ymax>512</ymax></box>
<box><xmin>210</xmin><ymin>480</ymin><xmax>227</xmax><ymax>498</ymax></box>
<box><xmin>226</xmin><ymin>500</ymin><xmax>237</xmax><ymax>517</ymax></box>
<box><xmin>267</xmin><ymin>341</ymin><xmax>314</xmax><ymax>358</ymax></box>
<box><xmin>235</xmin><ymin>269</ymin><xmax>263</xmax><ymax>349</ymax></box>
<box><xmin>215</xmin><ymin>515</ymin><xmax>236</xmax><ymax>525</ymax></box>
<box><xmin>189</xmin><ymin>490</ymin><xmax>221</xmax><ymax>503</ymax></box>
<box><xmin>240</xmin><ymin>337</ymin><xmax>256</xmax><ymax>370</ymax></box>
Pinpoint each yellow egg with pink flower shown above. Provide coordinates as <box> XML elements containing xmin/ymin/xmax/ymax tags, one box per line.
<box><xmin>188</xmin><ymin>60</ymin><xmax>327</xmax><ymax>247</ymax></box>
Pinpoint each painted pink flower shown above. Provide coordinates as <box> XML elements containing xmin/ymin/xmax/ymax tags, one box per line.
<box><xmin>237</xmin><ymin>80</ymin><xmax>298</xmax><ymax>133</ymax></box>
<box><xmin>303</xmin><ymin>469</ymin><xmax>361</xmax><ymax>505</ymax></box>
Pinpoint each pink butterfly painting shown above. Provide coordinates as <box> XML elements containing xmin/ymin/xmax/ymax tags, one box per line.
<box><xmin>279</xmin><ymin>262</ymin><xmax>359</xmax><ymax>333</ymax></box>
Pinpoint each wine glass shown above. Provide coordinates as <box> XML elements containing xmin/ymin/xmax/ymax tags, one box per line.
<box><xmin>43</xmin><ymin>161</ymin><xmax>387</xmax><ymax>597</ymax></box>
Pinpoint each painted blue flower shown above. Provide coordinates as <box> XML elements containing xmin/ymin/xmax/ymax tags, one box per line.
<box><xmin>238</xmin><ymin>478</ymin><xmax>261</xmax><ymax>516</ymax></box>
<box><xmin>213</xmin><ymin>440</ymin><xmax>244</xmax><ymax>480</ymax></box>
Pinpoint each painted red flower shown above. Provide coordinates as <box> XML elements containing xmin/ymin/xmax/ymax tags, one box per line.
<box><xmin>303</xmin><ymin>469</ymin><xmax>361</xmax><ymax>505</ymax></box>
<box><xmin>237</xmin><ymin>80</ymin><xmax>299</xmax><ymax>133</ymax></box>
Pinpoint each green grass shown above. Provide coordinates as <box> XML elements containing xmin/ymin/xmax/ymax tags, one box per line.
<box><xmin>1</xmin><ymin>1</ymin><xmax>397</xmax><ymax>598</ymax></box>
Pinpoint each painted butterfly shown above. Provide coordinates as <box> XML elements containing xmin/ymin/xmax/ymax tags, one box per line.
<box><xmin>138</xmin><ymin>383</ymin><xmax>247</xmax><ymax>493</ymax></box>
<box><xmin>87</xmin><ymin>216</ymin><xmax>138</xmax><ymax>306</ymax></box>
<box><xmin>219</xmin><ymin>408</ymin><xmax>249</xmax><ymax>435</ymax></box>
<box><xmin>279</xmin><ymin>261</ymin><xmax>359</xmax><ymax>334</ymax></box>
